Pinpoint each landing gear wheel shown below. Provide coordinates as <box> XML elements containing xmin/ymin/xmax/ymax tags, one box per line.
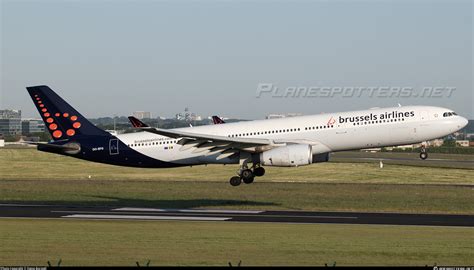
<box><xmin>240</xmin><ymin>169</ymin><xmax>255</xmax><ymax>184</ymax></box>
<box><xmin>420</xmin><ymin>152</ymin><xmax>428</xmax><ymax>160</ymax></box>
<box><xmin>420</xmin><ymin>145</ymin><xmax>428</xmax><ymax>160</ymax></box>
<box><xmin>253</xmin><ymin>167</ymin><xmax>265</xmax><ymax>177</ymax></box>
<box><xmin>242</xmin><ymin>176</ymin><xmax>254</xmax><ymax>184</ymax></box>
<box><xmin>229</xmin><ymin>176</ymin><xmax>242</xmax><ymax>187</ymax></box>
<box><xmin>241</xmin><ymin>169</ymin><xmax>254</xmax><ymax>180</ymax></box>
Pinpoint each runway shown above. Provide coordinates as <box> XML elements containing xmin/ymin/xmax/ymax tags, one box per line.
<box><xmin>0</xmin><ymin>204</ymin><xmax>472</xmax><ymax>227</ymax></box>
<box><xmin>335</xmin><ymin>156</ymin><xmax>474</xmax><ymax>163</ymax></box>
<box><xmin>329</xmin><ymin>151</ymin><xmax>474</xmax><ymax>170</ymax></box>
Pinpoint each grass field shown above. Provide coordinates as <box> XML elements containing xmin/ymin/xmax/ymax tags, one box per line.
<box><xmin>1</xmin><ymin>149</ymin><xmax>473</xmax><ymax>214</ymax></box>
<box><xmin>2</xmin><ymin>180</ymin><xmax>473</xmax><ymax>214</ymax></box>
<box><xmin>1</xmin><ymin>219</ymin><xmax>472</xmax><ymax>266</ymax></box>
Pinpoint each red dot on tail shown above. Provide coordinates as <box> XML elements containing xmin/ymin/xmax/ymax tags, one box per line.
<box><xmin>70</xmin><ymin>116</ymin><xmax>78</xmax><ymax>121</ymax></box>
<box><xmin>63</xmin><ymin>113</ymin><xmax>69</xmax><ymax>118</ymax></box>
<box><xmin>49</xmin><ymin>123</ymin><xmax>58</xmax><ymax>130</ymax></box>
<box><xmin>53</xmin><ymin>130</ymin><xmax>63</xmax><ymax>138</ymax></box>
<box><xmin>41</xmin><ymin>108</ymin><xmax>47</xmax><ymax>112</ymax></box>
<box><xmin>55</xmin><ymin>113</ymin><xmax>60</xmax><ymax>117</ymax></box>
<box><xmin>66</xmin><ymin>129</ymin><xmax>76</xmax><ymax>136</ymax></box>
<box><xmin>44</xmin><ymin>113</ymin><xmax>50</xmax><ymax>117</ymax></box>
<box><xmin>73</xmin><ymin>122</ymin><xmax>82</xmax><ymax>129</ymax></box>
<box><xmin>46</xmin><ymin>118</ymin><xmax>54</xmax><ymax>123</ymax></box>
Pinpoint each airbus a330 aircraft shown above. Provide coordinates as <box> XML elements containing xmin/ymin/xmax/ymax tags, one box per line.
<box><xmin>27</xmin><ymin>86</ymin><xmax>468</xmax><ymax>186</ymax></box>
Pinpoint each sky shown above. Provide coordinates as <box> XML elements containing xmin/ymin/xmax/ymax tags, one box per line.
<box><xmin>1</xmin><ymin>0</ymin><xmax>472</xmax><ymax>119</ymax></box>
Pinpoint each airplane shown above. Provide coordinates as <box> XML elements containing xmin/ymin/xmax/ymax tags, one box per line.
<box><xmin>26</xmin><ymin>85</ymin><xmax>469</xmax><ymax>186</ymax></box>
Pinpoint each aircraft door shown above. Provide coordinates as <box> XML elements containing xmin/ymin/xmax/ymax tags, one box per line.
<box><xmin>109</xmin><ymin>139</ymin><xmax>119</xmax><ymax>155</ymax></box>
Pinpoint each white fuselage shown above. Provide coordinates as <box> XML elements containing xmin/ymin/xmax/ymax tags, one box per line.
<box><xmin>116</xmin><ymin>106</ymin><xmax>468</xmax><ymax>165</ymax></box>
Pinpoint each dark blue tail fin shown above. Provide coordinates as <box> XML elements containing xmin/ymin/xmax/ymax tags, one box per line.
<box><xmin>27</xmin><ymin>85</ymin><xmax>110</xmax><ymax>140</ymax></box>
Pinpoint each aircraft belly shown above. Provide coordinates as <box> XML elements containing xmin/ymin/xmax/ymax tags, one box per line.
<box><xmin>133</xmin><ymin>146</ymin><xmax>238</xmax><ymax>165</ymax></box>
<box><xmin>388</xmin><ymin>126</ymin><xmax>417</xmax><ymax>145</ymax></box>
<box><xmin>415</xmin><ymin>120</ymin><xmax>457</xmax><ymax>142</ymax></box>
<box><xmin>326</xmin><ymin>128</ymin><xmax>365</xmax><ymax>150</ymax></box>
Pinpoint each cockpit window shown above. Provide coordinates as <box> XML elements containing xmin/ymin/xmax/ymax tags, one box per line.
<box><xmin>443</xmin><ymin>112</ymin><xmax>457</xmax><ymax>117</ymax></box>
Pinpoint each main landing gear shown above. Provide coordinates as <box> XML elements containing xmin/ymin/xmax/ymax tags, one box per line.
<box><xmin>229</xmin><ymin>166</ymin><xmax>266</xmax><ymax>187</ymax></box>
<box><xmin>229</xmin><ymin>153</ymin><xmax>266</xmax><ymax>186</ymax></box>
<box><xmin>420</xmin><ymin>144</ymin><xmax>428</xmax><ymax>160</ymax></box>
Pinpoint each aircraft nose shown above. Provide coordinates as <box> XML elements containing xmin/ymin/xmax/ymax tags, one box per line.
<box><xmin>460</xmin><ymin>117</ymin><xmax>469</xmax><ymax>129</ymax></box>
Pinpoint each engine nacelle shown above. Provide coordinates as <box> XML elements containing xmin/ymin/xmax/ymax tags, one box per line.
<box><xmin>259</xmin><ymin>144</ymin><xmax>313</xmax><ymax>167</ymax></box>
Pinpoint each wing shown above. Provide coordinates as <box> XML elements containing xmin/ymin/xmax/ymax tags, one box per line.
<box><xmin>139</xmin><ymin>127</ymin><xmax>331</xmax><ymax>157</ymax></box>
<box><xmin>140</xmin><ymin>127</ymin><xmax>276</xmax><ymax>153</ymax></box>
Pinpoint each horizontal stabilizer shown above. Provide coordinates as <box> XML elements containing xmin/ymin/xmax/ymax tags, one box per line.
<box><xmin>21</xmin><ymin>141</ymin><xmax>80</xmax><ymax>151</ymax></box>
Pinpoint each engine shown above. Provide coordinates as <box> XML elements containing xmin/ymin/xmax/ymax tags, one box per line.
<box><xmin>259</xmin><ymin>144</ymin><xmax>313</xmax><ymax>167</ymax></box>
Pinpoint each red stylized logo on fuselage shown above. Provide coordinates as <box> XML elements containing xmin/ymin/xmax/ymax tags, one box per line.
<box><xmin>327</xmin><ymin>116</ymin><xmax>336</xmax><ymax>126</ymax></box>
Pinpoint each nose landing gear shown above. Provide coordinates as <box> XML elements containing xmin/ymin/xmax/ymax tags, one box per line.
<box><xmin>420</xmin><ymin>144</ymin><xmax>428</xmax><ymax>160</ymax></box>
